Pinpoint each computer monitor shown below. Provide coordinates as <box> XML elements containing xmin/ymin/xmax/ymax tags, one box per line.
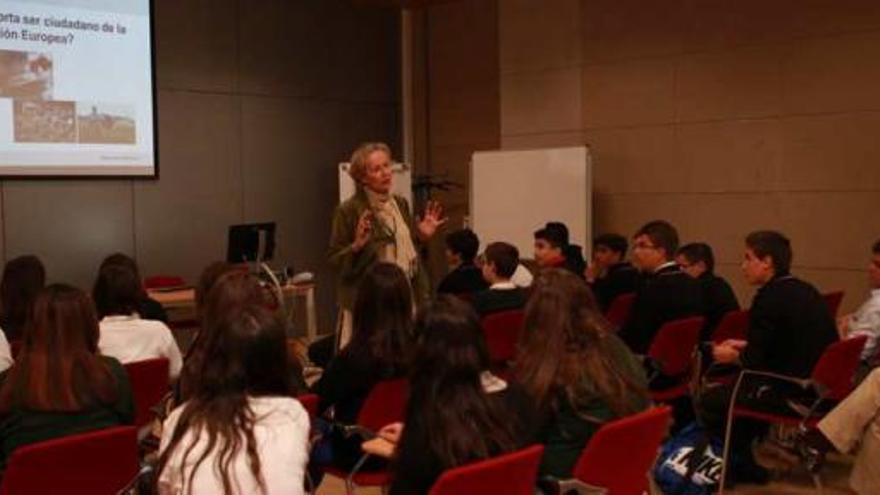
<box><xmin>226</xmin><ymin>223</ymin><xmax>276</xmax><ymax>263</ymax></box>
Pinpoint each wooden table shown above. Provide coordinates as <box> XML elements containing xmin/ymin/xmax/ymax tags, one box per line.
<box><xmin>148</xmin><ymin>282</ymin><xmax>318</xmax><ymax>343</ymax></box>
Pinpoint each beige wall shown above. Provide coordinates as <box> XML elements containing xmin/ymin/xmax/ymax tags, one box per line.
<box><xmin>416</xmin><ymin>0</ymin><xmax>499</xmax><ymax>280</ymax></box>
<box><xmin>0</xmin><ymin>0</ymin><xmax>401</xmax><ymax>331</ymax></box>
<box><xmin>491</xmin><ymin>0</ymin><xmax>880</xmax><ymax>311</ymax></box>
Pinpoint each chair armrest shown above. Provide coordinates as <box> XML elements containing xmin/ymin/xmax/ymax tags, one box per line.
<box><xmin>340</xmin><ymin>424</ymin><xmax>377</xmax><ymax>440</ymax></box>
<box><xmin>738</xmin><ymin>369</ymin><xmax>812</xmax><ymax>391</ymax></box>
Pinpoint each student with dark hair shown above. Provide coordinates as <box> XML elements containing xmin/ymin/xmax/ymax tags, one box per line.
<box><xmin>676</xmin><ymin>242</ymin><xmax>740</xmax><ymax>339</ymax></box>
<box><xmin>837</xmin><ymin>238</ymin><xmax>880</xmax><ymax>364</ymax></box>
<box><xmin>619</xmin><ymin>220</ymin><xmax>703</xmax><ymax>354</ymax></box>
<box><xmin>98</xmin><ymin>253</ymin><xmax>168</xmax><ymax>323</ymax></box>
<box><xmin>311</xmin><ymin>262</ymin><xmax>414</xmax><ymax>469</ymax></box>
<box><xmin>587</xmin><ymin>233</ymin><xmax>638</xmax><ymax>312</ymax></box>
<box><xmin>0</xmin><ymin>285</ymin><xmax>134</xmax><ymax>467</ymax></box>
<box><xmin>384</xmin><ymin>295</ymin><xmax>534</xmax><ymax>494</ymax></box>
<box><xmin>437</xmin><ymin>229</ymin><xmax>488</xmax><ymax>295</ymax></box>
<box><xmin>533</xmin><ymin>222</ymin><xmax>586</xmax><ymax>277</ymax></box>
<box><xmin>94</xmin><ymin>264</ymin><xmax>182</xmax><ymax>379</ymax></box>
<box><xmin>0</xmin><ymin>255</ymin><xmax>45</xmax><ymax>342</ymax></box>
<box><xmin>156</xmin><ymin>305</ymin><xmax>309</xmax><ymax>494</ymax></box>
<box><xmin>518</xmin><ymin>269</ymin><xmax>649</xmax><ymax>477</ymax></box>
<box><xmin>702</xmin><ymin>231</ymin><xmax>838</xmax><ymax>485</ymax></box>
<box><xmin>473</xmin><ymin>242</ymin><xmax>528</xmax><ymax>317</ymax></box>
<box><xmin>179</xmin><ymin>269</ymin><xmax>298</xmax><ymax>402</ymax></box>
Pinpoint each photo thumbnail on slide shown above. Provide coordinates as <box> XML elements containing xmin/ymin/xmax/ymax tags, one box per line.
<box><xmin>0</xmin><ymin>0</ymin><xmax>156</xmax><ymax>176</ymax></box>
<box><xmin>0</xmin><ymin>48</ymin><xmax>52</xmax><ymax>99</ymax></box>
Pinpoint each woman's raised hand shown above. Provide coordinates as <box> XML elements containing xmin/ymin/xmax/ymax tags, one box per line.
<box><xmin>417</xmin><ymin>200</ymin><xmax>447</xmax><ymax>240</ymax></box>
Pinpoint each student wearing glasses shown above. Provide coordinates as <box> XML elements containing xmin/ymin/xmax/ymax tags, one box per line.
<box><xmin>618</xmin><ymin>220</ymin><xmax>704</xmax><ymax>354</ymax></box>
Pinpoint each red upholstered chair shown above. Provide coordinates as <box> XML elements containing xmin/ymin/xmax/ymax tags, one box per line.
<box><xmin>604</xmin><ymin>292</ymin><xmax>636</xmax><ymax>330</ymax></box>
<box><xmin>720</xmin><ymin>336</ymin><xmax>867</xmax><ymax>489</ymax></box>
<box><xmin>297</xmin><ymin>393</ymin><xmax>319</xmax><ymax>418</ymax></box>
<box><xmin>480</xmin><ymin>310</ymin><xmax>525</xmax><ymax>366</ymax></box>
<box><xmin>822</xmin><ymin>290</ymin><xmax>845</xmax><ymax>318</ymax></box>
<box><xmin>727</xmin><ymin>336</ymin><xmax>867</xmax><ymax>427</ymax></box>
<box><xmin>143</xmin><ymin>275</ymin><xmax>186</xmax><ymax>289</ymax></box>
<box><xmin>123</xmin><ymin>358</ymin><xmax>170</xmax><ymax>428</ymax></box>
<box><xmin>545</xmin><ymin>406</ymin><xmax>672</xmax><ymax>495</ymax></box>
<box><xmin>647</xmin><ymin>317</ymin><xmax>705</xmax><ymax>402</ymax></box>
<box><xmin>0</xmin><ymin>426</ymin><xmax>138</xmax><ymax>495</ymax></box>
<box><xmin>323</xmin><ymin>378</ymin><xmax>409</xmax><ymax>495</ymax></box>
<box><xmin>711</xmin><ymin>309</ymin><xmax>750</xmax><ymax>344</ymax></box>
<box><xmin>428</xmin><ymin>445</ymin><xmax>545</xmax><ymax>495</ymax></box>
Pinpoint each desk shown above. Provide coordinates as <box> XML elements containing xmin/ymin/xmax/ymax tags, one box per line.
<box><xmin>148</xmin><ymin>283</ymin><xmax>318</xmax><ymax>343</ymax></box>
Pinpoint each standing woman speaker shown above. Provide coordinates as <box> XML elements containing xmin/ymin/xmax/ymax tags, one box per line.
<box><xmin>329</xmin><ymin>142</ymin><xmax>445</xmax><ymax>348</ymax></box>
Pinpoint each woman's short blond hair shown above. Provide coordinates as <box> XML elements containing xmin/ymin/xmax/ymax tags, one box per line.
<box><xmin>349</xmin><ymin>142</ymin><xmax>392</xmax><ymax>184</ymax></box>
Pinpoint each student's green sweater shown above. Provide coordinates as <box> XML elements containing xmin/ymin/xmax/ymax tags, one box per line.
<box><xmin>0</xmin><ymin>355</ymin><xmax>135</xmax><ymax>468</ymax></box>
<box><xmin>537</xmin><ymin>333</ymin><xmax>650</xmax><ymax>478</ymax></box>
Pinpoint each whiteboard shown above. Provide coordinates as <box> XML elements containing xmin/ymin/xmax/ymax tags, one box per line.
<box><xmin>470</xmin><ymin>147</ymin><xmax>592</xmax><ymax>259</ymax></box>
<box><xmin>338</xmin><ymin>162</ymin><xmax>412</xmax><ymax>206</ymax></box>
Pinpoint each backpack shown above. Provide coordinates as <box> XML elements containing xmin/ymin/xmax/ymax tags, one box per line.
<box><xmin>654</xmin><ymin>422</ymin><xmax>724</xmax><ymax>495</ymax></box>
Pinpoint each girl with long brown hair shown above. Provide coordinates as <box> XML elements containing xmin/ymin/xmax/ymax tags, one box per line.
<box><xmin>156</xmin><ymin>305</ymin><xmax>309</xmax><ymax>495</ymax></box>
<box><xmin>0</xmin><ymin>284</ymin><xmax>134</xmax><ymax>466</ymax></box>
<box><xmin>311</xmin><ymin>262</ymin><xmax>415</xmax><ymax>470</ymax></box>
<box><xmin>517</xmin><ymin>268</ymin><xmax>650</xmax><ymax>478</ymax></box>
<box><xmin>388</xmin><ymin>295</ymin><xmax>535</xmax><ymax>494</ymax></box>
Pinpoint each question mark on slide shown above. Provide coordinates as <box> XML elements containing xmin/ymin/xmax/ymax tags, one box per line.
<box><xmin>68</xmin><ymin>33</ymin><xmax>74</xmax><ymax>44</ymax></box>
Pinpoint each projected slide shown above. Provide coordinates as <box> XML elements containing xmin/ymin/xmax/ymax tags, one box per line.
<box><xmin>0</xmin><ymin>0</ymin><xmax>155</xmax><ymax>177</ymax></box>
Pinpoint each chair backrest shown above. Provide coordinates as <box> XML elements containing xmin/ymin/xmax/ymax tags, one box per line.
<box><xmin>711</xmin><ymin>309</ymin><xmax>750</xmax><ymax>344</ymax></box>
<box><xmin>812</xmin><ymin>336</ymin><xmax>867</xmax><ymax>401</ymax></box>
<box><xmin>648</xmin><ymin>317</ymin><xmax>705</xmax><ymax>377</ymax></box>
<box><xmin>480</xmin><ymin>310</ymin><xmax>525</xmax><ymax>365</ymax></box>
<box><xmin>144</xmin><ymin>275</ymin><xmax>186</xmax><ymax>289</ymax></box>
<box><xmin>573</xmin><ymin>407</ymin><xmax>671</xmax><ymax>495</ymax></box>
<box><xmin>428</xmin><ymin>445</ymin><xmax>545</xmax><ymax>495</ymax></box>
<box><xmin>297</xmin><ymin>393</ymin><xmax>319</xmax><ymax>418</ymax></box>
<box><xmin>605</xmin><ymin>292</ymin><xmax>636</xmax><ymax>329</ymax></box>
<box><xmin>0</xmin><ymin>426</ymin><xmax>138</xmax><ymax>495</ymax></box>
<box><xmin>822</xmin><ymin>290</ymin><xmax>845</xmax><ymax>318</ymax></box>
<box><xmin>123</xmin><ymin>357</ymin><xmax>170</xmax><ymax>428</ymax></box>
<box><xmin>358</xmin><ymin>378</ymin><xmax>409</xmax><ymax>432</ymax></box>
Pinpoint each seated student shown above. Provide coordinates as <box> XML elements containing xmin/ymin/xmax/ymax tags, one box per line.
<box><xmin>799</xmin><ymin>366</ymin><xmax>880</xmax><ymax>495</ymax></box>
<box><xmin>156</xmin><ymin>305</ymin><xmax>309</xmax><ymax>495</ymax></box>
<box><xmin>586</xmin><ymin>233</ymin><xmax>638</xmax><ymax>312</ymax></box>
<box><xmin>93</xmin><ymin>264</ymin><xmax>183</xmax><ymax>379</ymax></box>
<box><xmin>838</xmin><ymin>238</ymin><xmax>880</xmax><ymax>365</ymax></box>
<box><xmin>179</xmin><ymin>268</ymin><xmax>304</xmax><ymax>401</ymax></box>
<box><xmin>437</xmin><ymin>229</ymin><xmax>488</xmax><ymax>295</ymax></box>
<box><xmin>0</xmin><ymin>284</ymin><xmax>134</xmax><ymax>467</ymax></box>
<box><xmin>619</xmin><ymin>220</ymin><xmax>704</xmax><ymax>354</ymax></box>
<box><xmin>473</xmin><ymin>242</ymin><xmax>528</xmax><ymax>317</ymax></box>
<box><xmin>517</xmin><ymin>269</ymin><xmax>649</xmax><ymax>478</ymax></box>
<box><xmin>0</xmin><ymin>255</ymin><xmax>45</xmax><ymax>342</ymax></box>
<box><xmin>676</xmin><ymin>242</ymin><xmax>740</xmax><ymax>339</ymax></box>
<box><xmin>98</xmin><ymin>253</ymin><xmax>169</xmax><ymax>323</ymax></box>
<box><xmin>381</xmin><ymin>295</ymin><xmax>534</xmax><ymax>494</ymax></box>
<box><xmin>533</xmin><ymin>222</ymin><xmax>586</xmax><ymax>277</ymax></box>
<box><xmin>311</xmin><ymin>262</ymin><xmax>414</xmax><ymax>469</ymax></box>
<box><xmin>703</xmin><ymin>231</ymin><xmax>838</xmax><ymax>485</ymax></box>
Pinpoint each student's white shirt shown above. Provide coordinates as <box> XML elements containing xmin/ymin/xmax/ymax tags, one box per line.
<box><xmin>490</xmin><ymin>281</ymin><xmax>517</xmax><ymax>291</ymax></box>
<box><xmin>0</xmin><ymin>329</ymin><xmax>13</xmax><ymax>374</ymax></box>
<box><xmin>511</xmin><ymin>264</ymin><xmax>533</xmax><ymax>288</ymax></box>
<box><xmin>848</xmin><ymin>288</ymin><xmax>880</xmax><ymax>361</ymax></box>
<box><xmin>158</xmin><ymin>396</ymin><xmax>309</xmax><ymax>495</ymax></box>
<box><xmin>98</xmin><ymin>314</ymin><xmax>183</xmax><ymax>378</ymax></box>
